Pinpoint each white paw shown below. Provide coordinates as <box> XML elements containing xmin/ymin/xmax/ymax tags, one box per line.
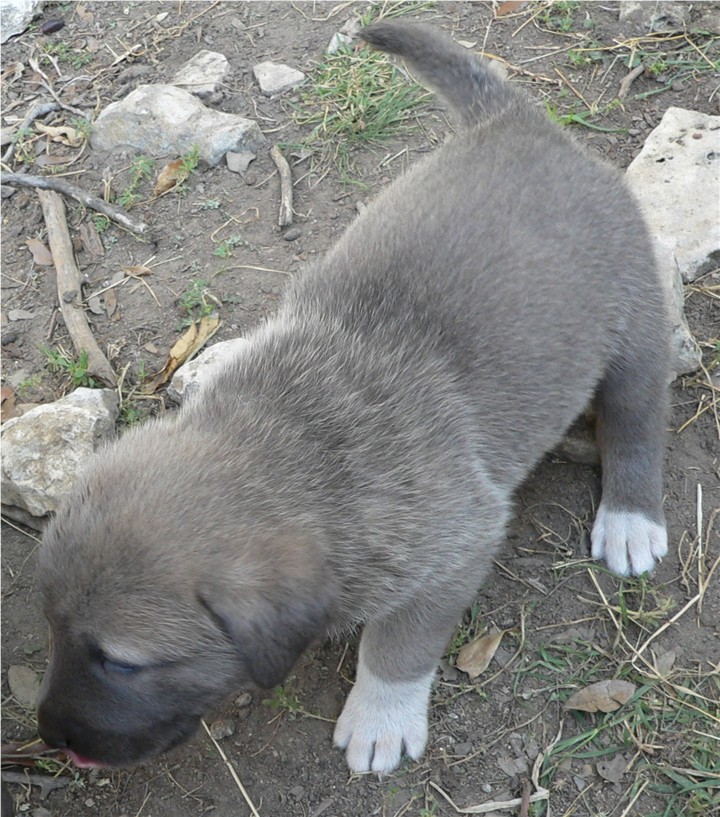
<box><xmin>333</xmin><ymin>656</ymin><xmax>434</xmax><ymax>774</ymax></box>
<box><xmin>591</xmin><ymin>505</ymin><xmax>668</xmax><ymax>576</ymax></box>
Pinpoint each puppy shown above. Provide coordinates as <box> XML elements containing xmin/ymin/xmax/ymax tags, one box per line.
<box><xmin>37</xmin><ymin>22</ymin><xmax>670</xmax><ymax>774</ymax></box>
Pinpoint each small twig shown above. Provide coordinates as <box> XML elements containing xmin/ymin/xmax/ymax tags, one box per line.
<box><xmin>1</xmin><ymin>102</ymin><xmax>61</xmax><ymax>164</ymax></box>
<box><xmin>0</xmin><ymin>172</ymin><xmax>149</xmax><ymax>235</ymax></box>
<box><xmin>1</xmin><ymin>771</ymin><xmax>69</xmax><ymax>799</ymax></box>
<box><xmin>201</xmin><ymin>720</ymin><xmax>261</xmax><ymax>817</ymax></box>
<box><xmin>270</xmin><ymin>145</ymin><xmax>293</xmax><ymax>227</ymax></box>
<box><xmin>37</xmin><ymin>189</ymin><xmax>117</xmax><ymax>386</ymax></box>
<box><xmin>618</xmin><ymin>62</ymin><xmax>645</xmax><ymax>98</ymax></box>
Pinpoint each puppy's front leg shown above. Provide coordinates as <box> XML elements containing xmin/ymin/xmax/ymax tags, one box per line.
<box><xmin>334</xmin><ymin>603</ymin><xmax>458</xmax><ymax>774</ymax></box>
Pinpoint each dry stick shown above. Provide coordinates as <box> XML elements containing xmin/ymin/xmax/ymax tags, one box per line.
<box><xmin>270</xmin><ymin>145</ymin><xmax>293</xmax><ymax>227</ymax></box>
<box><xmin>201</xmin><ymin>720</ymin><xmax>261</xmax><ymax>817</ymax></box>
<box><xmin>618</xmin><ymin>62</ymin><xmax>646</xmax><ymax>99</ymax></box>
<box><xmin>37</xmin><ymin>190</ymin><xmax>117</xmax><ymax>387</ymax></box>
<box><xmin>1</xmin><ymin>101</ymin><xmax>61</xmax><ymax>164</ymax></box>
<box><xmin>0</xmin><ymin>172</ymin><xmax>149</xmax><ymax>235</ymax></box>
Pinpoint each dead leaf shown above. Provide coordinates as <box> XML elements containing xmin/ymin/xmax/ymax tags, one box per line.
<box><xmin>122</xmin><ymin>265</ymin><xmax>152</xmax><ymax>277</ymax></box>
<box><xmin>142</xmin><ymin>313</ymin><xmax>221</xmax><ymax>392</ymax></box>
<box><xmin>26</xmin><ymin>238</ymin><xmax>53</xmax><ymax>266</ymax></box>
<box><xmin>596</xmin><ymin>755</ymin><xmax>628</xmax><ymax>783</ymax></box>
<box><xmin>104</xmin><ymin>288</ymin><xmax>118</xmax><ymax>318</ymax></box>
<box><xmin>564</xmin><ymin>680</ymin><xmax>636</xmax><ymax>713</ymax></box>
<box><xmin>79</xmin><ymin>222</ymin><xmax>105</xmax><ymax>258</ymax></box>
<box><xmin>456</xmin><ymin>629</ymin><xmax>504</xmax><ymax>678</ymax></box>
<box><xmin>1</xmin><ymin>384</ymin><xmax>20</xmax><ymax>423</ymax></box>
<box><xmin>35</xmin><ymin>122</ymin><xmax>84</xmax><ymax>148</ymax></box>
<box><xmin>154</xmin><ymin>159</ymin><xmax>185</xmax><ymax>195</ymax></box>
<box><xmin>496</xmin><ymin>1</ymin><xmax>527</xmax><ymax>15</ymax></box>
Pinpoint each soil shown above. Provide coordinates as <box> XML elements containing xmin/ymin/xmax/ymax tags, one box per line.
<box><xmin>1</xmin><ymin>3</ymin><xmax>719</xmax><ymax>817</ymax></box>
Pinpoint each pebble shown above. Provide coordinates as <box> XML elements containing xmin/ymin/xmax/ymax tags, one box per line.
<box><xmin>8</xmin><ymin>665</ymin><xmax>41</xmax><ymax>709</ymax></box>
<box><xmin>8</xmin><ymin>309</ymin><xmax>34</xmax><ymax>321</ymax></box>
<box><xmin>208</xmin><ymin>717</ymin><xmax>236</xmax><ymax>740</ymax></box>
<box><xmin>235</xmin><ymin>692</ymin><xmax>253</xmax><ymax>708</ymax></box>
<box><xmin>283</xmin><ymin>227</ymin><xmax>302</xmax><ymax>242</ymax></box>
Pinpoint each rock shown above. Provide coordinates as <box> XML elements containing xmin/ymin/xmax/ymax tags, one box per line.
<box><xmin>91</xmin><ymin>85</ymin><xmax>266</xmax><ymax>167</ymax></box>
<box><xmin>7</xmin><ymin>664</ymin><xmax>41</xmax><ymax>709</ymax></box>
<box><xmin>253</xmin><ymin>61</ymin><xmax>305</xmax><ymax>96</ymax></box>
<box><xmin>226</xmin><ymin>150</ymin><xmax>256</xmax><ymax>174</ymax></box>
<box><xmin>327</xmin><ymin>32</ymin><xmax>352</xmax><ymax>54</ymax></box>
<box><xmin>283</xmin><ymin>227</ymin><xmax>302</xmax><ymax>242</ymax></box>
<box><xmin>1</xmin><ymin>0</ymin><xmax>42</xmax><ymax>43</ymax></box>
<box><xmin>208</xmin><ymin>717</ymin><xmax>235</xmax><ymax>740</ymax></box>
<box><xmin>234</xmin><ymin>691</ymin><xmax>253</xmax><ymax>708</ymax></box>
<box><xmin>1</xmin><ymin>388</ymin><xmax>119</xmax><ymax>520</ymax></box>
<box><xmin>171</xmin><ymin>50</ymin><xmax>230</xmax><ymax>99</ymax></box>
<box><xmin>626</xmin><ymin>107</ymin><xmax>719</xmax><ymax>376</ymax></box>
<box><xmin>619</xmin><ymin>1</ymin><xmax>689</xmax><ymax>32</ymax></box>
<box><xmin>8</xmin><ymin>309</ymin><xmax>34</xmax><ymax>321</ymax></box>
<box><xmin>167</xmin><ymin>338</ymin><xmax>252</xmax><ymax>403</ymax></box>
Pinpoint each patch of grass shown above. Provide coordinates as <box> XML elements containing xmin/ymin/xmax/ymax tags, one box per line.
<box><xmin>91</xmin><ymin>213</ymin><xmax>110</xmax><ymax>233</ymax></box>
<box><xmin>40</xmin><ymin>40</ymin><xmax>93</xmax><ymax>69</ymax></box>
<box><xmin>545</xmin><ymin>100</ymin><xmax>627</xmax><ymax>133</ymax></box>
<box><xmin>41</xmin><ymin>346</ymin><xmax>98</xmax><ymax>389</ymax></box>
<box><xmin>11</xmin><ymin>126</ymin><xmax>35</xmax><ymax>164</ymax></box>
<box><xmin>212</xmin><ymin>235</ymin><xmax>254</xmax><ymax>258</ymax></box>
<box><xmin>118</xmin><ymin>156</ymin><xmax>154</xmax><ymax>208</ymax></box>
<box><xmin>539</xmin><ymin>1</ymin><xmax>580</xmax><ymax>33</ymax></box>
<box><xmin>178</xmin><ymin>278</ymin><xmax>221</xmax><ymax>327</ymax></box>
<box><xmin>292</xmin><ymin>36</ymin><xmax>429</xmax><ymax>179</ymax></box>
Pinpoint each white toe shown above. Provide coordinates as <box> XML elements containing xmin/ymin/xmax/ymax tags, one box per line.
<box><xmin>591</xmin><ymin>505</ymin><xmax>667</xmax><ymax>577</ymax></box>
<box><xmin>334</xmin><ymin>650</ymin><xmax>434</xmax><ymax>774</ymax></box>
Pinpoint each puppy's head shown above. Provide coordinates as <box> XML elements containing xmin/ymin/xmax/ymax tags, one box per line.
<box><xmin>36</xmin><ymin>426</ymin><xmax>333</xmax><ymax>767</ymax></box>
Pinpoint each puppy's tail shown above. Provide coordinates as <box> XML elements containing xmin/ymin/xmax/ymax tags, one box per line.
<box><xmin>360</xmin><ymin>21</ymin><xmax>514</xmax><ymax>128</ymax></box>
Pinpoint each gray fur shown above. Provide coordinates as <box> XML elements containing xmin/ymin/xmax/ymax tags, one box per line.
<box><xmin>37</xmin><ymin>22</ymin><xmax>670</xmax><ymax>770</ymax></box>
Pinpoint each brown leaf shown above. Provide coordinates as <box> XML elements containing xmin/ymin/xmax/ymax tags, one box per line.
<box><xmin>564</xmin><ymin>680</ymin><xmax>636</xmax><ymax>713</ymax></box>
<box><xmin>456</xmin><ymin>630</ymin><xmax>504</xmax><ymax>679</ymax></box>
<box><xmin>1</xmin><ymin>384</ymin><xmax>19</xmax><ymax>423</ymax></box>
<box><xmin>26</xmin><ymin>238</ymin><xmax>53</xmax><ymax>266</ymax></box>
<box><xmin>496</xmin><ymin>1</ymin><xmax>526</xmax><ymax>15</ymax></box>
<box><xmin>35</xmin><ymin>122</ymin><xmax>84</xmax><ymax>148</ymax></box>
<box><xmin>104</xmin><ymin>288</ymin><xmax>118</xmax><ymax>318</ymax></box>
<box><xmin>79</xmin><ymin>222</ymin><xmax>105</xmax><ymax>258</ymax></box>
<box><xmin>154</xmin><ymin>159</ymin><xmax>185</xmax><ymax>195</ymax></box>
<box><xmin>142</xmin><ymin>313</ymin><xmax>221</xmax><ymax>392</ymax></box>
<box><xmin>122</xmin><ymin>265</ymin><xmax>152</xmax><ymax>277</ymax></box>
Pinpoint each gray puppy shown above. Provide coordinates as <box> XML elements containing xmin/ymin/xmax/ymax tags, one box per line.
<box><xmin>37</xmin><ymin>22</ymin><xmax>670</xmax><ymax>774</ymax></box>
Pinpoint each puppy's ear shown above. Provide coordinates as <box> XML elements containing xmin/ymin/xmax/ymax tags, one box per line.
<box><xmin>198</xmin><ymin>585</ymin><xmax>332</xmax><ymax>689</ymax></box>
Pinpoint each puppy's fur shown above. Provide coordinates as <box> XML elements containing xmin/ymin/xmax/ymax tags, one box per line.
<box><xmin>37</xmin><ymin>22</ymin><xmax>670</xmax><ymax>774</ymax></box>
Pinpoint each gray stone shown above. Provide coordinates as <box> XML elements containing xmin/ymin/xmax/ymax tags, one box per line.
<box><xmin>626</xmin><ymin>107</ymin><xmax>719</xmax><ymax>376</ymax></box>
<box><xmin>253</xmin><ymin>61</ymin><xmax>305</xmax><ymax>96</ymax></box>
<box><xmin>1</xmin><ymin>0</ymin><xmax>42</xmax><ymax>43</ymax></box>
<box><xmin>1</xmin><ymin>388</ymin><xmax>119</xmax><ymax>519</ymax></box>
<box><xmin>91</xmin><ymin>85</ymin><xmax>266</xmax><ymax>167</ymax></box>
<box><xmin>208</xmin><ymin>717</ymin><xmax>235</xmax><ymax>740</ymax></box>
<box><xmin>168</xmin><ymin>337</ymin><xmax>252</xmax><ymax>403</ymax></box>
<box><xmin>327</xmin><ymin>32</ymin><xmax>352</xmax><ymax>54</ymax></box>
<box><xmin>226</xmin><ymin>150</ymin><xmax>256</xmax><ymax>174</ymax></box>
<box><xmin>172</xmin><ymin>50</ymin><xmax>230</xmax><ymax>99</ymax></box>
<box><xmin>619</xmin><ymin>1</ymin><xmax>689</xmax><ymax>33</ymax></box>
<box><xmin>7</xmin><ymin>664</ymin><xmax>41</xmax><ymax>709</ymax></box>
<box><xmin>8</xmin><ymin>309</ymin><xmax>34</xmax><ymax>321</ymax></box>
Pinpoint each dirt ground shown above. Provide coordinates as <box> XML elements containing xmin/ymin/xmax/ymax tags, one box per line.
<box><xmin>1</xmin><ymin>2</ymin><xmax>719</xmax><ymax>816</ymax></box>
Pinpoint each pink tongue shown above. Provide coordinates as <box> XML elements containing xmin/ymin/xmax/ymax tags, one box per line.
<box><xmin>67</xmin><ymin>750</ymin><xmax>107</xmax><ymax>769</ymax></box>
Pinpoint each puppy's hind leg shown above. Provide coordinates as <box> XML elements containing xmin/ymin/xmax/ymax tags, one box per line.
<box><xmin>591</xmin><ymin>316</ymin><xmax>670</xmax><ymax>577</ymax></box>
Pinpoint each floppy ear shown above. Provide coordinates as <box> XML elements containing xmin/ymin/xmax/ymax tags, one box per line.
<box><xmin>199</xmin><ymin>588</ymin><xmax>332</xmax><ymax>689</ymax></box>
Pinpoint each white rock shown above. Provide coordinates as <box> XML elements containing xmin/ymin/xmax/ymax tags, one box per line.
<box><xmin>1</xmin><ymin>388</ymin><xmax>119</xmax><ymax>519</ymax></box>
<box><xmin>1</xmin><ymin>0</ymin><xmax>42</xmax><ymax>43</ymax></box>
<box><xmin>626</xmin><ymin>107</ymin><xmax>719</xmax><ymax>376</ymax></box>
<box><xmin>226</xmin><ymin>150</ymin><xmax>256</xmax><ymax>174</ymax></box>
<box><xmin>168</xmin><ymin>337</ymin><xmax>251</xmax><ymax>403</ymax></box>
<box><xmin>172</xmin><ymin>50</ymin><xmax>230</xmax><ymax>99</ymax></box>
<box><xmin>619</xmin><ymin>1</ymin><xmax>689</xmax><ymax>32</ymax></box>
<box><xmin>91</xmin><ymin>85</ymin><xmax>266</xmax><ymax>166</ymax></box>
<box><xmin>253</xmin><ymin>62</ymin><xmax>305</xmax><ymax>96</ymax></box>
<box><xmin>8</xmin><ymin>665</ymin><xmax>41</xmax><ymax>709</ymax></box>
<box><xmin>327</xmin><ymin>32</ymin><xmax>352</xmax><ymax>55</ymax></box>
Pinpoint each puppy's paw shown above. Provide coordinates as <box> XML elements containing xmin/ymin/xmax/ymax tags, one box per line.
<box><xmin>591</xmin><ymin>505</ymin><xmax>667</xmax><ymax>576</ymax></box>
<box><xmin>333</xmin><ymin>664</ymin><xmax>434</xmax><ymax>774</ymax></box>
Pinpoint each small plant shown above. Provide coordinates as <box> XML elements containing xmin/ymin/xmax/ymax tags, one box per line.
<box><xmin>92</xmin><ymin>213</ymin><xmax>110</xmax><ymax>233</ymax></box>
<box><xmin>539</xmin><ymin>1</ymin><xmax>580</xmax><ymax>32</ymax></box>
<box><xmin>11</xmin><ymin>127</ymin><xmax>34</xmax><ymax>164</ymax></box>
<box><xmin>178</xmin><ymin>278</ymin><xmax>221</xmax><ymax>326</ymax></box>
<box><xmin>263</xmin><ymin>685</ymin><xmax>304</xmax><ymax>719</ymax></box>
<box><xmin>42</xmin><ymin>346</ymin><xmax>98</xmax><ymax>389</ymax></box>
<box><xmin>212</xmin><ymin>235</ymin><xmax>253</xmax><ymax>258</ymax></box>
<box><xmin>200</xmin><ymin>198</ymin><xmax>222</xmax><ymax>210</ymax></box>
<box><xmin>118</xmin><ymin>156</ymin><xmax>154</xmax><ymax>208</ymax></box>
<box><xmin>71</xmin><ymin>117</ymin><xmax>93</xmax><ymax>139</ymax></box>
